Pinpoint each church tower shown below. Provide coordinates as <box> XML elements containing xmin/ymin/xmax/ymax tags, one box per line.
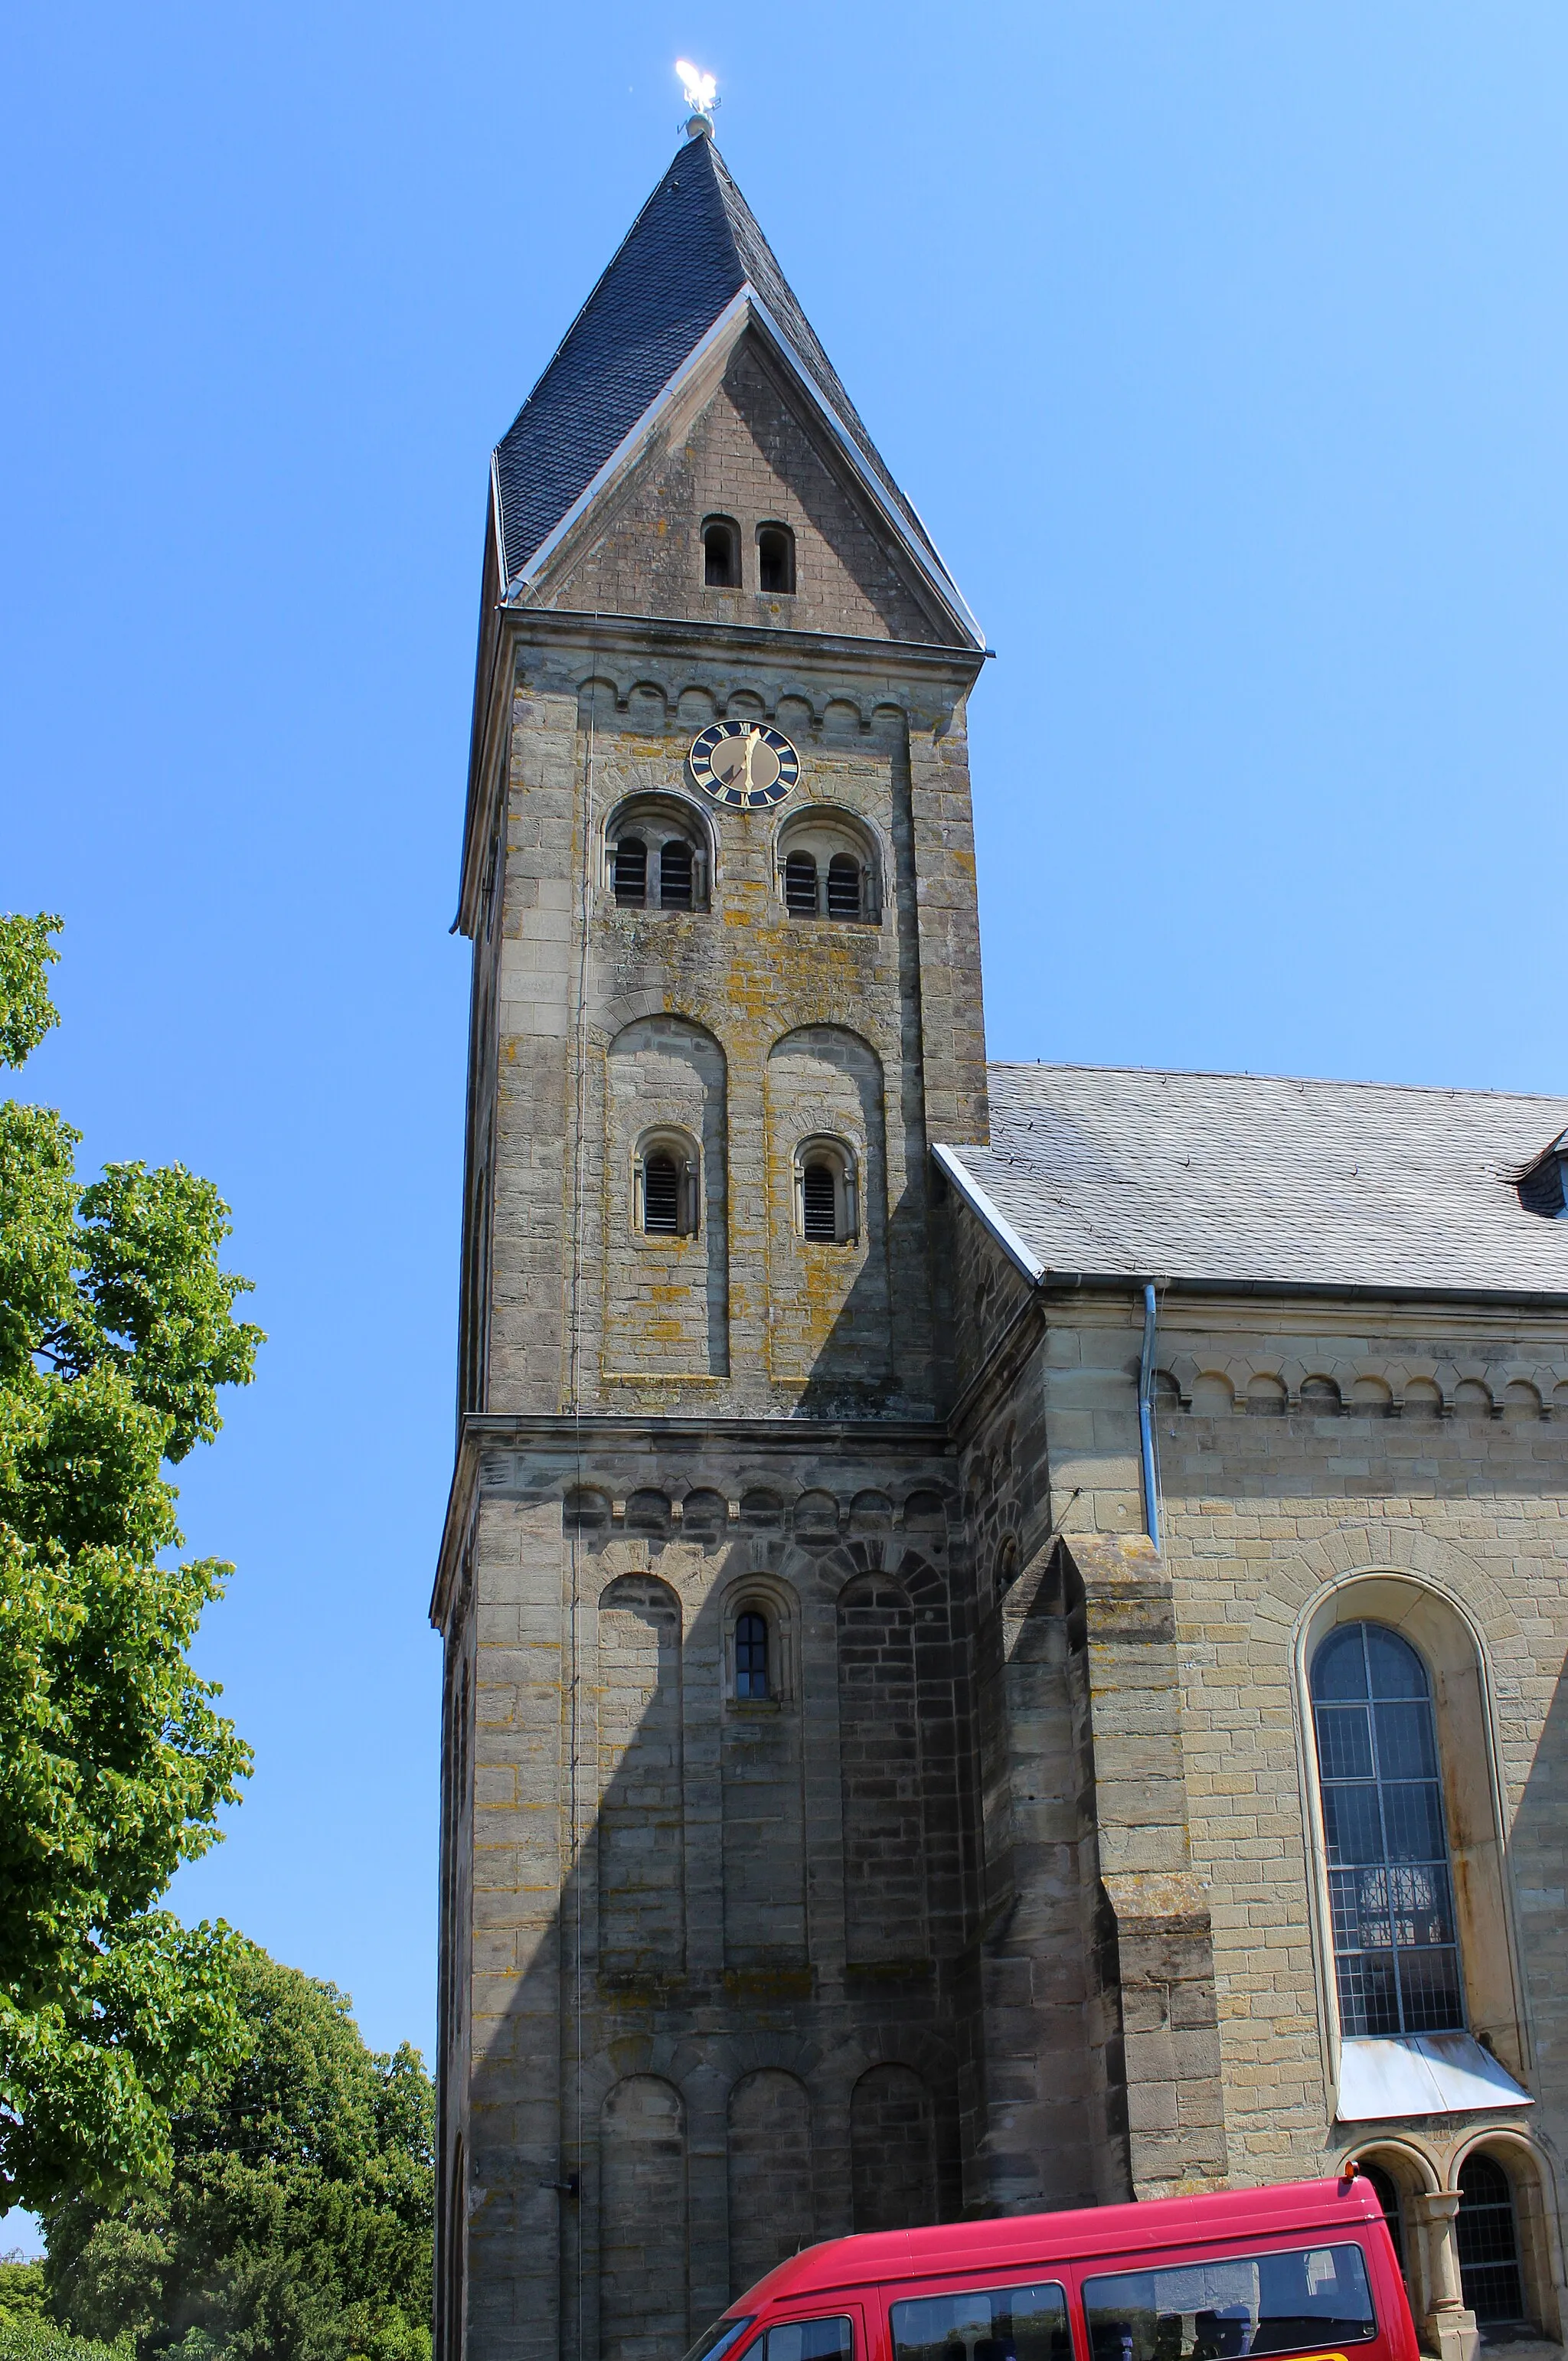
<box><xmin>433</xmin><ymin>113</ymin><xmax>994</xmax><ymax>2361</ymax></box>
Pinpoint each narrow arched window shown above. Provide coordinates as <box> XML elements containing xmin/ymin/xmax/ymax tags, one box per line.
<box><xmin>801</xmin><ymin>1161</ymin><xmax>838</xmax><ymax>1241</ymax></box>
<box><xmin>735</xmin><ymin>1611</ymin><xmax>769</xmax><ymax>1700</ymax></box>
<box><xmin>659</xmin><ymin>839</ymin><xmax>693</xmax><ymax>909</ymax></box>
<box><xmin>641</xmin><ymin>1154</ymin><xmax>681</xmax><ymax>1234</ymax></box>
<box><xmin>783</xmin><ymin>851</ymin><xmax>818</xmax><ymax>915</ymax></box>
<box><xmin>1456</xmin><ymin>2154</ymin><xmax>1527</xmax><ymax>2326</ymax></box>
<box><xmin>1311</xmin><ymin>1622</ymin><xmax>1462</xmax><ymax>2038</ymax></box>
<box><xmin>613</xmin><ymin>836</ymin><xmax>647</xmax><ymax>907</ymax></box>
<box><xmin>826</xmin><ymin>852</ymin><xmax>862</xmax><ymax>919</ymax></box>
<box><xmin>702</xmin><ymin>516</ymin><xmax>740</xmax><ymax>587</ymax></box>
<box><xmin>1358</xmin><ymin>2161</ymin><xmax>1406</xmax><ymax>2271</ymax></box>
<box><xmin>757</xmin><ymin>522</ymin><xmax>795</xmax><ymax>594</ymax></box>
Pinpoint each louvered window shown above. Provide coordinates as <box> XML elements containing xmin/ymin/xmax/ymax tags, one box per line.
<box><xmin>735</xmin><ymin>1612</ymin><xmax>769</xmax><ymax>1699</ymax></box>
<box><xmin>826</xmin><ymin>854</ymin><xmax>862</xmax><ymax>919</ymax></box>
<box><xmin>642</xmin><ymin>1154</ymin><xmax>681</xmax><ymax>1235</ymax></box>
<box><xmin>802</xmin><ymin>1162</ymin><xmax>838</xmax><ymax>1242</ymax></box>
<box><xmin>784</xmin><ymin>851</ymin><xmax>818</xmax><ymax>915</ymax></box>
<box><xmin>1312</xmin><ymin>1621</ymin><xmax>1463</xmax><ymax>2038</ymax></box>
<box><xmin>659</xmin><ymin>839</ymin><xmax>693</xmax><ymax>909</ymax></box>
<box><xmin>613</xmin><ymin>836</ymin><xmax>647</xmax><ymax>907</ymax></box>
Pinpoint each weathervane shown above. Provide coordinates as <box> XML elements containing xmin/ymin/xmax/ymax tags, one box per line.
<box><xmin>675</xmin><ymin>59</ymin><xmax>718</xmax><ymax>137</ymax></box>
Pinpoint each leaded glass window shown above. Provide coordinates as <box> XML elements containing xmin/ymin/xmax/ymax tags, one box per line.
<box><xmin>1456</xmin><ymin>2154</ymin><xmax>1527</xmax><ymax>2326</ymax></box>
<box><xmin>735</xmin><ymin>1611</ymin><xmax>769</xmax><ymax>1700</ymax></box>
<box><xmin>1311</xmin><ymin>1621</ymin><xmax>1463</xmax><ymax>2038</ymax></box>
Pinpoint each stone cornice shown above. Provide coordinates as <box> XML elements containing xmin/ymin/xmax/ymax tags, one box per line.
<box><xmin>429</xmin><ymin>1409</ymin><xmax>956</xmax><ymax>1630</ymax></box>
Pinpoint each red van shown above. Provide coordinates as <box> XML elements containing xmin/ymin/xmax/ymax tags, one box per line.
<box><xmin>687</xmin><ymin>2180</ymin><xmax>1415</xmax><ymax>2361</ymax></box>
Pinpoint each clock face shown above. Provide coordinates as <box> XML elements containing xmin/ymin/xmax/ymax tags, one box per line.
<box><xmin>688</xmin><ymin>720</ymin><xmax>800</xmax><ymax>809</ymax></box>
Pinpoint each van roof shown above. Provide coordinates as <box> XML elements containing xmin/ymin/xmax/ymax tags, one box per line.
<box><xmin>734</xmin><ymin>2178</ymin><xmax>1384</xmax><ymax>2312</ymax></box>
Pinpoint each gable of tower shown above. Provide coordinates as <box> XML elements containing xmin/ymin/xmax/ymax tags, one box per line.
<box><xmin>536</xmin><ymin>326</ymin><xmax>951</xmax><ymax>642</ymax></box>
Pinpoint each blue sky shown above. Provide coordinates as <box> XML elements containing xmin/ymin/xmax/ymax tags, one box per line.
<box><xmin>4</xmin><ymin>0</ymin><xmax>1566</xmax><ymax>2244</ymax></box>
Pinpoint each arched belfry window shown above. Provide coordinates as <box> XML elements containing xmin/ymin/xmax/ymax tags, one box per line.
<box><xmin>795</xmin><ymin>1140</ymin><xmax>858</xmax><ymax>1244</ymax></box>
<box><xmin>606</xmin><ymin>797</ymin><xmax>709</xmax><ymax>912</ymax></box>
<box><xmin>735</xmin><ymin>1611</ymin><xmax>769</xmax><ymax>1699</ymax></box>
<box><xmin>702</xmin><ymin>515</ymin><xmax>741</xmax><ymax>588</ymax></box>
<box><xmin>635</xmin><ymin>1133</ymin><xmax>699</xmax><ymax>1239</ymax></box>
<box><xmin>613</xmin><ymin>835</ymin><xmax>647</xmax><ymax>906</ymax></box>
<box><xmin>1311</xmin><ymin>1622</ymin><xmax>1463</xmax><ymax>2038</ymax></box>
<box><xmin>784</xmin><ymin>850</ymin><xmax>818</xmax><ymax>915</ymax></box>
<box><xmin>776</xmin><ymin>810</ymin><xmax>881</xmax><ymax>925</ymax></box>
<box><xmin>659</xmin><ymin>839</ymin><xmax>693</xmax><ymax>909</ymax></box>
<box><xmin>757</xmin><ymin>521</ymin><xmax>795</xmax><ymax>594</ymax></box>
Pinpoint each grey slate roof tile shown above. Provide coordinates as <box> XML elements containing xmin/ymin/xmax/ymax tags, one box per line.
<box><xmin>492</xmin><ymin>134</ymin><xmax>934</xmax><ymax>587</ymax></box>
<box><xmin>945</xmin><ymin>1064</ymin><xmax>1568</xmax><ymax>1298</ymax></box>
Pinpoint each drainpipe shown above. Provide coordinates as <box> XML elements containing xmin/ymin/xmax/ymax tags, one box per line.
<box><xmin>1138</xmin><ymin>1280</ymin><xmax>1161</xmax><ymax>1552</ymax></box>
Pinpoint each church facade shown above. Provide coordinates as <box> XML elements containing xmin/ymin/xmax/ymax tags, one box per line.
<box><xmin>431</xmin><ymin>117</ymin><xmax>1568</xmax><ymax>2361</ymax></box>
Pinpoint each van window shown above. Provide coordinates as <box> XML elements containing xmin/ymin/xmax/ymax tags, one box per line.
<box><xmin>681</xmin><ymin>2323</ymin><xmax>755</xmax><ymax>2361</ymax></box>
<box><xmin>766</xmin><ymin>2323</ymin><xmax>854</xmax><ymax>2361</ymax></box>
<box><xmin>1083</xmin><ymin>2243</ymin><xmax>1376</xmax><ymax>2361</ymax></box>
<box><xmin>891</xmin><ymin>2284</ymin><xmax>1069</xmax><ymax>2361</ymax></box>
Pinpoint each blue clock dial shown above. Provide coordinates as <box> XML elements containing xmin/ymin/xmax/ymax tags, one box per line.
<box><xmin>688</xmin><ymin>720</ymin><xmax>800</xmax><ymax>808</ymax></box>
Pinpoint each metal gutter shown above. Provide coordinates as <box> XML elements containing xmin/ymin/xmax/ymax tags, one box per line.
<box><xmin>1138</xmin><ymin>1279</ymin><xmax>1161</xmax><ymax>1553</ymax></box>
<box><xmin>1034</xmin><ymin>1269</ymin><xmax>1568</xmax><ymax>1314</ymax></box>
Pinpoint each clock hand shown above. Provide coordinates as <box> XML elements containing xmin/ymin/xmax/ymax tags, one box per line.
<box><xmin>741</xmin><ymin>729</ymin><xmax>758</xmax><ymax>792</ymax></box>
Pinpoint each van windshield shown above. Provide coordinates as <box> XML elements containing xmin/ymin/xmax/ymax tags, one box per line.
<box><xmin>681</xmin><ymin>2320</ymin><xmax>756</xmax><ymax>2361</ymax></box>
<box><xmin>1082</xmin><ymin>2242</ymin><xmax>1376</xmax><ymax>2361</ymax></box>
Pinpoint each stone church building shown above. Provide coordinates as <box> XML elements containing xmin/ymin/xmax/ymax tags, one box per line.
<box><xmin>431</xmin><ymin>115</ymin><xmax>1568</xmax><ymax>2361</ymax></box>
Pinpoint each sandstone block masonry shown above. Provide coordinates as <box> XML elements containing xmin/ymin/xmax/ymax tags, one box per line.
<box><xmin>434</xmin><ymin>132</ymin><xmax>1568</xmax><ymax>2361</ymax></box>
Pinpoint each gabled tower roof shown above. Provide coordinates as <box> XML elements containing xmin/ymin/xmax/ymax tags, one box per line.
<box><xmin>492</xmin><ymin>129</ymin><xmax>975</xmax><ymax>639</ymax></box>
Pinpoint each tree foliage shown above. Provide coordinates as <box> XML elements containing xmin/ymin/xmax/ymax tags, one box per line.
<box><xmin>0</xmin><ymin>915</ymin><xmax>264</xmax><ymax>2212</ymax></box>
<box><xmin>44</xmin><ymin>1947</ymin><xmax>435</xmax><ymax>2361</ymax></box>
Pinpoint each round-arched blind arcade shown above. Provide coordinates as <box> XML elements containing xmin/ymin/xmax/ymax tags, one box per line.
<box><xmin>1310</xmin><ymin>1621</ymin><xmax>1463</xmax><ymax>2039</ymax></box>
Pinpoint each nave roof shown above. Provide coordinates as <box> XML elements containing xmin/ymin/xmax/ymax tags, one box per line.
<box><xmin>939</xmin><ymin>1063</ymin><xmax>1568</xmax><ymax>1300</ymax></box>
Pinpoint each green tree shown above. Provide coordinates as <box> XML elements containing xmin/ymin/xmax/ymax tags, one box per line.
<box><xmin>45</xmin><ymin>1947</ymin><xmax>435</xmax><ymax>2361</ymax></box>
<box><xmin>0</xmin><ymin>2252</ymin><xmax>51</xmax><ymax>2327</ymax></box>
<box><xmin>0</xmin><ymin>914</ymin><xmax>263</xmax><ymax>2212</ymax></box>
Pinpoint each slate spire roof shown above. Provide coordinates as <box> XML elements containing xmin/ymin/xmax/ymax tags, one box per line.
<box><xmin>492</xmin><ymin>130</ymin><xmax>952</xmax><ymax>607</ymax></box>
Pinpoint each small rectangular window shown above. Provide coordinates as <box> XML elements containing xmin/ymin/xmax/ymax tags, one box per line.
<box><xmin>1082</xmin><ymin>2242</ymin><xmax>1377</xmax><ymax>2361</ymax></box>
<box><xmin>892</xmin><ymin>2284</ymin><xmax>1069</xmax><ymax>2361</ymax></box>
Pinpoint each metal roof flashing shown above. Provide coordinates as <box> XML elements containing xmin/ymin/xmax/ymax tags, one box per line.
<box><xmin>1335</xmin><ymin>2033</ymin><xmax>1532</xmax><ymax>2123</ymax></box>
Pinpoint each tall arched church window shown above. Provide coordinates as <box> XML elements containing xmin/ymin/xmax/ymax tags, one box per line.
<box><xmin>1311</xmin><ymin>1622</ymin><xmax>1462</xmax><ymax>2038</ymax></box>
<box><xmin>1456</xmin><ymin>2154</ymin><xmax>1527</xmax><ymax>2327</ymax></box>
<box><xmin>735</xmin><ymin>1611</ymin><xmax>769</xmax><ymax>1699</ymax></box>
